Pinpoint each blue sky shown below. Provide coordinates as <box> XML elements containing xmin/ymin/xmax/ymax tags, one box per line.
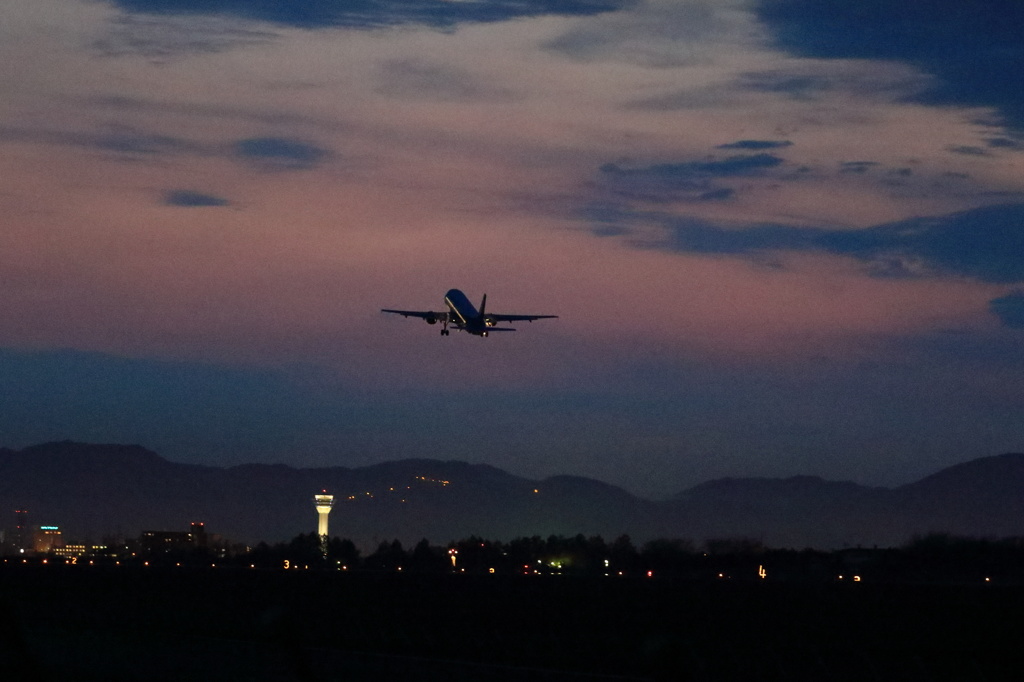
<box><xmin>1</xmin><ymin>0</ymin><xmax>1022</xmax><ymax>497</ymax></box>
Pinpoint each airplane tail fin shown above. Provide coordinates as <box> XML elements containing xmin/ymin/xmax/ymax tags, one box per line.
<box><xmin>479</xmin><ymin>294</ymin><xmax>487</xmax><ymax>317</ymax></box>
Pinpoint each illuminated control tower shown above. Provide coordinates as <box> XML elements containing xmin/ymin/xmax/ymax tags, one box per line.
<box><xmin>314</xmin><ymin>491</ymin><xmax>334</xmax><ymax>539</ymax></box>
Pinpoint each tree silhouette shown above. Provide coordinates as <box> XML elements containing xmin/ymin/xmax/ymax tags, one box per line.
<box><xmin>366</xmin><ymin>539</ymin><xmax>407</xmax><ymax>571</ymax></box>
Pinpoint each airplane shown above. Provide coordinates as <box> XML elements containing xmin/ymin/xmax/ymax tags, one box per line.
<box><xmin>382</xmin><ymin>289</ymin><xmax>558</xmax><ymax>337</ymax></box>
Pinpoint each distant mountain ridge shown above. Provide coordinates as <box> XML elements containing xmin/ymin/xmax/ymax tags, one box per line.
<box><xmin>2</xmin><ymin>441</ymin><xmax>1023</xmax><ymax>550</ymax></box>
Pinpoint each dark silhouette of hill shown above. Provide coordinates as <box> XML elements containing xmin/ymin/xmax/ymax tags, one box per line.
<box><xmin>890</xmin><ymin>452</ymin><xmax>1024</xmax><ymax>539</ymax></box>
<box><xmin>666</xmin><ymin>475</ymin><xmax>896</xmax><ymax>548</ymax></box>
<box><xmin>2</xmin><ymin>441</ymin><xmax>1023</xmax><ymax>549</ymax></box>
<box><xmin>0</xmin><ymin>442</ymin><xmax>658</xmax><ymax>547</ymax></box>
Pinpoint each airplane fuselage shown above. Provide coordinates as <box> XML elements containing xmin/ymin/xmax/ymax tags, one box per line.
<box><xmin>444</xmin><ymin>288</ymin><xmax>478</xmax><ymax>323</ymax></box>
<box><xmin>444</xmin><ymin>289</ymin><xmax>489</xmax><ymax>336</ymax></box>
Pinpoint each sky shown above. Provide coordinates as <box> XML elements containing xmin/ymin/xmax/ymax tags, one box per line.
<box><xmin>1</xmin><ymin>0</ymin><xmax>1022</xmax><ymax>498</ymax></box>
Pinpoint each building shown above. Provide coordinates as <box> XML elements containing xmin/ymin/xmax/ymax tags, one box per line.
<box><xmin>314</xmin><ymin>492</ymin><xmax>334</xmax><ymax>538</ymax></box>
<box><xmin>314</xmin><ymin>492</ymin><xmax>334</xmax><ymax>555</ymax></box>
<box><xmin>33</xmin><ymin>526</ymin><xmax>63</xmax><ymax>553</ymax></box>
<box><xmin>12</xmin><ymin>509</ymin><xmax>31</xmax><ymax>552</ymax></box>
<box><xmin>140</xmin><ymin>523</ymin><xmax>208</xmax><ymax>554</ymax></box>
<box><xmin>190</xmin><ymin>522</ymin><xmax>208</xmax><ymax>549</ymax></box>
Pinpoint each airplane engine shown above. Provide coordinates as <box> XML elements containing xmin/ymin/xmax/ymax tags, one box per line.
<box><xmin>424</xmin><ymin>314</ymin><xmax>437</xmax><ymax>325</ymax></box>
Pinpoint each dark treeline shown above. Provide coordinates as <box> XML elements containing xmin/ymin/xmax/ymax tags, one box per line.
<box><xmin>150</xmin><ymin>532</ymin><xmax>1024</xmax><ymax>585</ymax></box>
<box><xmin>15</xmin><ymin>531</ymin><xmax>1024</xmax><ymax>585</ymax></box>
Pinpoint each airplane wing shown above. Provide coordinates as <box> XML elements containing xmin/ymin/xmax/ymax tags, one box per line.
<box><xmin>381</xmin><ymin>309</ymin><xmax>446</xmax><ymax>320</ymax></box>
<box><xmin>486</xmin><ymin>314</ymin><xmax>559</xmax><ymax>323</ymax></box>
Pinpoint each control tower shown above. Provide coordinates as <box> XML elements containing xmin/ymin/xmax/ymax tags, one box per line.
<box><xmin>314</xmin><ymin>491</ymin><xmax>334</xmax><ymax>538</ymax></box>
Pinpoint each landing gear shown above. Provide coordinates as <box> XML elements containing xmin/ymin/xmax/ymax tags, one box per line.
<box><xmin>441</xmin><ymin>329</ymin><xmax>449</xmax><ymax>336</ymax></box>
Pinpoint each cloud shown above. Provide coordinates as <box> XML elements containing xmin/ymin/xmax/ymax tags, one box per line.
<box><xmin>602</xmin><ymin>153</ymin><xmax>785</xmax><ymax>180</ymax></box>
<box><xmin>0</xmin><ymin>123</ymin><xmax>331</xmax><ymax>174</ymax></box>
<box><xmin>739</xmin><ymin>71</ymin><xmax>832</xmax><ymax>99</ymax></box>
<box><xmin>164</xmin><ymin>190</ymin><xmax>230</xmax><ymax>207</ymax></box>
<box><xmin>717</xmin><ymin>140</ymin><xmax>793</xmax><ymax>150</ymax></box>
<box><xmin>599</xmin><ymin>203</ymin><xmax>1024</xmax><ymax>283</ymax></box>
<box><xmin>947</xmin><ymin>145</ymin><xmax>990</xmax><ymax>157</ymax></box>
<box><xmin>627</xmin><ymin>84</ymin><xmax>743</xmax><ymax>111</ymax></box>
<box><xmin>598</xmin><ymin>152</ymin><xmax>787</xmax><ymax>203</ymax></box>
<box><xmin>755</xmin><ymin>0</ymin><xmax>1024</xmax><ymax>134</ymax></box>
<box><xmin>988</xmin><ymin>137</ymin><xmax>1024</xmax><ymax>151</ymax></box>
<box><xmin>544</xmin><ymin>0</ymin><xmax>750</xmax><ymax>68</ymax></box>
<box><xmin>839</xmin><ymin>161</ymin><xmax>878</xmax><ymax>174</ymax></box>
<box><xmin>989</xmin><ymin>292</ymin><xmax>1024</xmax><ymax>328</ymax></box>
<box><xmin>697</xmin><ymin>187</ymin><xmax>735</xmax><ymax>202</ymax></box>
<box><xmin>376</xmin><ymin>60</ymin><xmax>513</xmax><ymax>102</ymax></box>
<box><xmin>738</xmin><ymin>62</ymin><xmax>933</xmax><ymax>103</ymax></box>
<box><xmin>107</xmin><ymin>0</ymin><xmax>628</xmax><ymax>30</ymax></box>
<box><xmin>0</xmin><ymin>124</ymin><xmax>194</xmax><ymax>158</ymax></box>
<box><xmin>0</xmin><ymin>124</ymin><xmax>332</xmax><ymax>175</ymax></box>
<box><xmin>234</xmin><ymin>137</ymin><xmax>329</xmax><ymax>170</ymax></box>
<box><xmin>93</xmin><ymin>13</ymin><xmax>275</xmax><ymax>59</ymax></box>
<box><xmin>95</xmin><ymin>128</ymin><xmax>189</xmax><ymax>155</ymax></box>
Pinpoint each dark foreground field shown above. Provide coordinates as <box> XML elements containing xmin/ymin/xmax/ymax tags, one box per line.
<box><xmin>2</xmin><ymin>565</ymin><xmax>1023</xmax><ymax>681</ymax></box>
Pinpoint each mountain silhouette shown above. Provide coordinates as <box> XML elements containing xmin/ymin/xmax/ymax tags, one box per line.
<box><xmin>2</xmin><ymin>441</ymin><xmax>1023</xmax><ymax>549</ymax></box>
